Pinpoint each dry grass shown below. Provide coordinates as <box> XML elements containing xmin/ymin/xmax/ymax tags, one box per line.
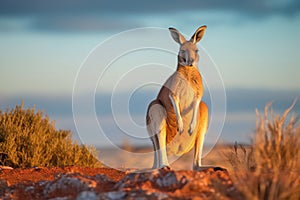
<box><xmin>227</xmin><ymin>101</ymin><xmax>300</xmax><ymax>200</ymax></box>
<box><xmin>0</xmin><ymin>102</ymin><xmax>101</xmax><ymax>168</ymax></box>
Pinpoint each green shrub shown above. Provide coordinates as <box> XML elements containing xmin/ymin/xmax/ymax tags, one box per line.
<box><xmin>228</xmin><ymin>101</ymin><xmax>300</xmax><ymax>200</ymax></box>
<box><xmin>0</xmin><ymin>102</ymin><xmax>101</xmax><ymax>168</ymax></box>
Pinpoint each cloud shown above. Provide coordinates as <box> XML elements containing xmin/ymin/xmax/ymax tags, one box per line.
<box><xmin>226</xmin><ymin>89</ymin><xmax>300</xmax><ymax>113</ymax></box>
<box><xmin>1</xmin><ymin>0</ymin><xmax>299</xmax><ymax>17</ymax></box>
<box><xmin>31</xmin><ymin>15</ymin><xmax>140</xmax><ymax>33</ymax></box>
<box><xmin>2</xmin><ymin>89</ymin><xmax>298</xmax><ymax>145</ymax></box>
<box><xmin>0</xmin><ymin>95</ymin><xmax>72</xmax><ymax>117</ymax></box>
<box><xmin>0</xmin><ymin>0</ymin><xmax>299</xmax><ymax>33</ymax></box>
<box><xmin>1</xmin><ymin>89</ymin><xmax>299</xmax><ymax>118</ymax></box>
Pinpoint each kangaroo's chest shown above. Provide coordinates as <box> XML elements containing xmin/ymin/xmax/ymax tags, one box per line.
<box><xmin>177</xmin><ymin>82</ymin><xmax>195</xmax><ymax>113</ymax></box>
<box><xmin>168</xmin><ymin>71</ymin><xmax>202</xmax><ymax>112</ymax></box>
<box><xmin>164</xmin><ymin>70</ymin><xmax>203</xmax><ymax>156</ymax></box>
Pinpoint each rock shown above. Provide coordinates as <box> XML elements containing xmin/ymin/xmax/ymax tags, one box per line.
<box><xmin>155</xmin><ymin>170</ymin><xmax>188</xmax><ymax>190</ymax></box>
<box><xmin>76</xmin><ymin>191</ymin><xmax>98</xmax><ymax>200</ymax></box>
<box><xmin>43</xmin><ymin>173</ymin><xmax>97</xmax><ymax>199</ymax></box>
<box><xmin>48</xmin><ymin>197</ymin><xmax>69</xmax><ymax>200</ymax></box>
<box><xmin>103</xmin><ymin>191</ymin><xmax>127</xmax><ymax>199</ymax></box>
<box><xmin>113</xmin><ymin>167</ymin><xmax>239</xmax><ymax>199</ymax></box>
<box><xmin>115</xmin><ymin>168</ymin><xmax>187</xmax><ymax>192</ymax></box>
<box><xmin>0</xmin><ymin>166</ymin><xmax>242</xmax><ymax>200</ymax></box>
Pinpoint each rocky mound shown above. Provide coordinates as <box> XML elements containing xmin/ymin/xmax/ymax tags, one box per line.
<box><xmin>0</xmin><ymin>166</ymin><xmax>242</xmax><ymax>199</ymax></box>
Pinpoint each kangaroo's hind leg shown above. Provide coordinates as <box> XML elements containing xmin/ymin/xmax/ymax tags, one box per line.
<box><xmin>193</xmin><ymin>101</ymin><xmax>209</xmax><ymax>170</ymax></box>
<box><xmin>146</xmin><ymin>100</ymin><xmax>169</xmax><ymax>169</ymax></box>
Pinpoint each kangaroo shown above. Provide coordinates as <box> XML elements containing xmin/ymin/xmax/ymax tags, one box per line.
<box><xmin>146</xmin><ymin>26</ymin><xmax>209</xmax><ymax>170</ymax></box>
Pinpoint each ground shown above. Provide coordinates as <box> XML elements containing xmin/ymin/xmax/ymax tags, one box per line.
<box><xmin>0</xmin><ymin>165</ymin><xmax>243</xmax><ymax>200</ymax></box>
<box><xmin>0</xmin><ymin>145</ymin><xmax>244</xmax><ymax>199</ymax></box>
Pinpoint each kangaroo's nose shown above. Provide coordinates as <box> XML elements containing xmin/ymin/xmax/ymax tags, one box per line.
<box><xmin>188</xmin><ymin>59</ymin><xmax>194</xmax><ymax>66</ymax></box>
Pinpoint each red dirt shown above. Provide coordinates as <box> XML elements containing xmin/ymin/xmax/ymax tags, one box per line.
<box><xmin>0</xmin><ymin>166</ymin><xmax>242</xmax><ymax>200</ymax></box>
<box><xmin>0</xmin><ymin>166</ymin><xmax>125</xmax><ymax>185</ymax></box>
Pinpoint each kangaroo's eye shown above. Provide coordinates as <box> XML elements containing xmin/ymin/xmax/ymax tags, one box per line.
<box><xmin>180</xmin><ymin>50</ymin><xmax>185</xmax><ymax>54</ymax></box>
<box><xmin>195</xmin><ymin>50</ymin><xmax>199</xmax><ymax>53</ymax></box>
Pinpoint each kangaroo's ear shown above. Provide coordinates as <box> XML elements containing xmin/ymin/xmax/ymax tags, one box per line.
<box><xmin>190</xmin><ymin>25</ymin><xmax>207</xmax><ymax>44</ymax></box>
<box><xmin>169</xmin><ymin>27</ymin><xmax>186</xmax><ymax>45</ymax></box>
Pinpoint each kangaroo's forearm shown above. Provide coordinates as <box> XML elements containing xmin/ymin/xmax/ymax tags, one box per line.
<box><xmin>169</xmin><ymin>93</ymin><xmax>183</xmax><ymax>133</ymax></box>
<box><xmin>189</xmin><ymin>98</ymin><xmax>201</xmax><ymax>134</ymax></box>
<box><xmin>169</xmin><ymin>94</ymin><xmax>180</xmax><ymax>119</ymax></box>
<box><xmin>192</xmin><ymin>98</ymin><xmax>201</xmax><ymax>123</ymax></box>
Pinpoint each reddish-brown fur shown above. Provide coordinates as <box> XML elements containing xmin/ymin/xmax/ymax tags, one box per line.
<box><xmin>154</xmin><ymin>65</ymin><xmax>204</xmax><ymax>144</ymax></box>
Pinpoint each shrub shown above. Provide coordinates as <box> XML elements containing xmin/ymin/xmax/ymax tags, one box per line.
<box><xmin>0</xmin><ymin>102</ymin><xmax>101</xmax><ymax>168</ymax></box>
<box><xmin>228</xmin><ymin>101</ymin><xmax>300</xmax><ymax>200</ymax></box>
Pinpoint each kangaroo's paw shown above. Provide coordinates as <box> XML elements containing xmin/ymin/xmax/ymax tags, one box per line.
<box><xmin>188</xmin><ymin>120</ymin><xmax>197</xmax><ymax>135</ymax></box>
<box><xmin>177</xmin><ymin>117</ymin><xmax>184</xmax><ymax>134</ymax></box>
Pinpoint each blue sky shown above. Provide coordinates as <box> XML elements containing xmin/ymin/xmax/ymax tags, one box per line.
<box><xmin>1</xmin><ymin>0</ymin><xmax>300</xmax><ymax>95</ymax></box>
<box><xmin>0</xmin><ymin>0</ymin><xmax>300</xmax><ymax>146</ymax></box>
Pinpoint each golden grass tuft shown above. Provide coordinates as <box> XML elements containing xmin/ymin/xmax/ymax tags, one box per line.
<box><xmin>0</xmin><ymin>102</ymin><xmax>101</xmax><ymax>168</ymax></box>
<box><xmin>227</xmin><ymin>100</ymin><xmax>300</xmax><ymax>200</ymax></box>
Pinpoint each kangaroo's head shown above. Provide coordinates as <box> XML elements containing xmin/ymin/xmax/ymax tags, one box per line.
<box><xmin>169</xmin><ymin>26</ymin><xmax>206</xmax><ymax>67</ymax></box>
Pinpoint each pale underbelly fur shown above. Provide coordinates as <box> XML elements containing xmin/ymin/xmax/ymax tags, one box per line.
<box><xmin>167</xmin><ymin>86</ymin><xmax>199</xmax><ymax>156</ymax></box>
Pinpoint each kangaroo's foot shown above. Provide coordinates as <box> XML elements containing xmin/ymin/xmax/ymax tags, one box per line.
<box><xmin>193</xmin><ymin>165</ymin><xmax>227</xmax><ymax>172</ymax></box>
<box><xmin>160</xmin><ymin>165</ymin><xmax>172</xmax><ymax>170</ymax></box>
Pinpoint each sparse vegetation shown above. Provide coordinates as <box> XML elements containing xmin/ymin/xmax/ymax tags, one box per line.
<box><xmin>0</xmin><ymin>102</ymin><xmax>101</xmax><ymax>168</ymax></box>
<box><xmin>227</xmin><ymin>101</ymin><xmax>300</xmax><ymax>200</ymax></box>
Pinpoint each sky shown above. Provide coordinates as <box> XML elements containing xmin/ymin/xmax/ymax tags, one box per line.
<box><xmin>0</xmin><ymin>0</ymin><xmax>300</xmax><ymax>148</ymax></box>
